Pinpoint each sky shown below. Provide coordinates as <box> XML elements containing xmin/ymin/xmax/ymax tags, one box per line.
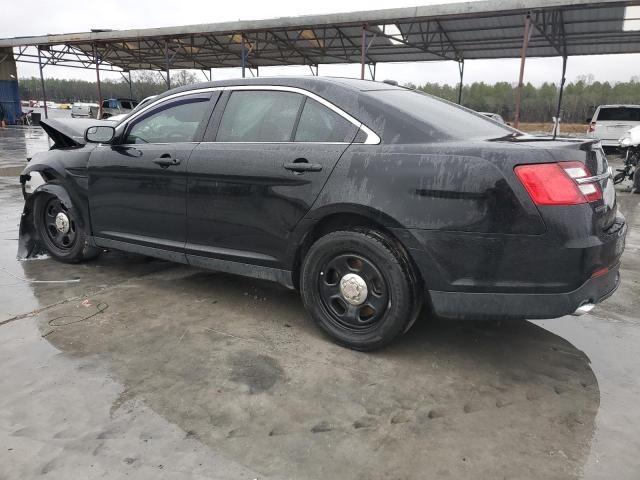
<box><xmin>2</xmin><ymin>0</ymin><xmax>640</xmax><ymax>87</ymax></box>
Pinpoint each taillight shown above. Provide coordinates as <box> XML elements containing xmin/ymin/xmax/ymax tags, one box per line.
<box><xmin>514</xmin><ymin>161</ymin><xmax>602</xmax><ymax>206</ymax></box>
<box><xmin>588</xmin><ymin>122</ymin><xmax>596</xmax><ymax>134</ymax></box>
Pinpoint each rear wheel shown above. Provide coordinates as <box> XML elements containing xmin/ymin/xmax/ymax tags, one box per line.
<box><xmin>34</xmin><ymin>193</ymin><xmax>100</xmax><ymax>263</ymax></box>
<box><xmin>300</xmin><ymin>230</ymin><xmax>421</xmax><ymax>350</ymax></box>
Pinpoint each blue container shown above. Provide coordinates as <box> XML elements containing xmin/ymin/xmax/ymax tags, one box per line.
<box><xmin>0</xmin><ymin>79</ymin><xmax>22</xmax><ymax>124</ymax></box>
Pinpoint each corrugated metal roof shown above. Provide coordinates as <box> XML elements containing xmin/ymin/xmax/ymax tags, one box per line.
<box><xmin>1</xmin><ymin>0</ymin><xmax>639</xmax><ymax>71</ymax></box>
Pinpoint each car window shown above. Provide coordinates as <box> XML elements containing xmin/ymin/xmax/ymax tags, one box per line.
<box><xmin>368</xmin><ymin>90</ymin><xmax>516</xmax><ymax>140</ymax></box>
<box><xmin>597</xmin><ymin>107</ymin><xmax>640</xmax><ymax>122</ymax></box>
<box><xmin>125</xmin><ymin>98</ymin><xmax>210</xmax><ymax>144</ymax></box>
<box><xmin>294</xmin><ymin>98</ymin><xmax>356</xmax><ymax>143</ymax></box>
<box><xmin>121</xmin><ymin>101</ymin><xmax>132</xmax><ymax>110</ymax></box>
<box><xmin>102</xmin><ymin>100</ymin><xmax>110</xmax><ymax>109</ymax></box>
<box><xmin>216</xmin><ymin>90</ymin><xmax>303</xmax><ymax>142</ymax></box>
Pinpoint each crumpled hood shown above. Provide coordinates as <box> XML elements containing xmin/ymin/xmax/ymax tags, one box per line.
<box><xmin>40</xmin><ymin>118</ymin><xmax>116</xmax><ymax>148</ymax></box>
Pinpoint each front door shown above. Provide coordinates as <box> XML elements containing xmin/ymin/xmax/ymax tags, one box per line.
<box><xmin>88</xmin><ymin>92</ymin><xmax>213</xmax><ymax>256</ymax></box>
<box><xmin>186</xmin><ymin>88</ymin><xmax>359</xmax><ymax>268</ymax></box>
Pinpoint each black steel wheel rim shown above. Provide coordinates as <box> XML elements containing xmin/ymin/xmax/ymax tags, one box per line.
<box><xmin>42</xmin><ymin>198</ymin><xmax>77</xmax><ymax>251</ymax></box>
<box><xmin>317</xmin><ymin>253</ymin><xmax>390</xmax><ymax>331</ymax></box>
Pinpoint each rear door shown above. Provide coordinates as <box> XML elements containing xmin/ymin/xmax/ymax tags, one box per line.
<box><xmin>88</xmin><ymin>92</ymin><xmax>214</xmax><ymax>257</ymax></box>
<box><xmin>186</xmin><ymin>87</ymin><xmax>359</xmax><ymax>268</ymax></box>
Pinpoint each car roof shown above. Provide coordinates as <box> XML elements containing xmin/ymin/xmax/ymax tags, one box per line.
<box><xmin>149</xmin><ymin>76</ymin><xmax>402</xmax><ymax>102</ymax></box>
<box><xmin>199</xmin><ymin>76</ymin><xmax>400</xmax><ymax>91</ymax></box>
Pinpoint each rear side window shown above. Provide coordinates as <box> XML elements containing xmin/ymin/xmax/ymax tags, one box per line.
<box><xmin>120</xmin><ymin>101</ymin><xmax>132</xmax><ymax>110</ymax></box>
<box><xmin>217</xmin><ymin>91</ymin><xmax>303</xmax><ymax>142</ymax></box>
<box><xmin>368</xmin><ymin>90</ymin><xmax>515</xmax><ymax>140</ymax></box>
<box><xmin>125</xmin><ymin>97</ymin><xmax>210</xmax><ymax>144</ymax></box>
<box><xmin>294</xmin><ymin>98</ymin><xmax>356</xmax><ymax>142</ymax></box>
<box><xmin>596</xmin><ymin>107</ymin><xmax>640</xmax><ymax>122</ymax></box>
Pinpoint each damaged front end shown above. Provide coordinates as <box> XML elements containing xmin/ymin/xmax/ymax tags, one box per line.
<box><xmin>17</xmin><ymin>118</ymin><xmax>98</xmax><ymax>259</ymax></box>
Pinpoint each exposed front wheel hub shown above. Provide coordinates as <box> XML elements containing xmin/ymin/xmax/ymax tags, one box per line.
<box><xmin>339</xmin><ymin>273</ymin><xmax>368</xmax><ymax>306</ymax></box>
<box><xmin>55</xmin><ymin>212</ymin><xmax>70</xmax><ymax>234</ymax></box>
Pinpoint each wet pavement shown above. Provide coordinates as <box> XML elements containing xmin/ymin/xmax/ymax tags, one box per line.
<box><xmin>0</xmin><ymin>129</ymin><xmax>639</xmax><ymax>479</ymax></box>
<box><xmin>0</xmin><ymin>127</ymin><xmax>50</xmax><ymax>175</ymax></box>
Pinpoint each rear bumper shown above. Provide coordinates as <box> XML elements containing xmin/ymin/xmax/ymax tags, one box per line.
<box><xmin>400</xmin><ymin>209</ymin><xmax>626</xmax><ymax>321</ymax></box>
<box><xmin>428</xmin><ymin>266</ymin><xmax>620</xmax><ymax>320</ymax></box>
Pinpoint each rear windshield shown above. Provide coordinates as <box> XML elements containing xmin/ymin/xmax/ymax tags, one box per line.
<box><xmin>369</xmin><ymin>89</ymin><xmax>515</xmax><ymax>139</ymax></box>
<box><xmin>597</xmin><ymin>107</ymin><xmax>640</xmax><ymax>122</ymax></box>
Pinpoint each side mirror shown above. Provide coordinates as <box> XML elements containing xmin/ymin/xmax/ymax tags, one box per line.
<box><xmin>585</xmin><ymin>118</ymin><xmax>592</xmax><ymax>125</ymax></box>
<box><xmin>85</xmin><ymin>125</ymin><xmax>115</xmax><ymax>143</ymax></box>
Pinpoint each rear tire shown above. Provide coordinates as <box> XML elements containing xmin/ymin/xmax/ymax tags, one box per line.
<box><xmin>300</xmin><ymin>230</ymin><xmax>421</xmax><ymax>351</ymax></box>
<box><xmin>33</xmin><ymin>193</ymin><xmax>100</xmax><ymax>263</ymax></box>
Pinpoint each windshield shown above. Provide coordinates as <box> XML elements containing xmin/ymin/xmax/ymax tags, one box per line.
<box><xmin>370</xmin><ymin>89</ymin><xmax>518</xmax><ymax>140</ymax></box>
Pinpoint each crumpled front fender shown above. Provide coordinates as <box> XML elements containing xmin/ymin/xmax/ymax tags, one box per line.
<box><xmin>17</xmin><ymin>182</ymin><xmax>85</xmax><ymax>259</ymax></box>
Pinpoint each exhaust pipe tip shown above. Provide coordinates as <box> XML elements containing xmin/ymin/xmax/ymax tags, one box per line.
<box><xmin>573</xmin><ymin>302</ymin><xmax>595</xmax><ymax>316</ymax></box>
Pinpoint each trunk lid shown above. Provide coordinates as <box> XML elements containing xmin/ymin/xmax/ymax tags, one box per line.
<box><xmin>603</xmin><ymin>122</ymin><xmax>635</xmax><ymax>140</ymax></box>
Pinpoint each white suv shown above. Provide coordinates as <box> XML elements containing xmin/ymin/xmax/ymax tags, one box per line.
<box><xmin>587</xmin><ymin>105</ymin><xmax>640</xmax><ymax>149</ymax></box>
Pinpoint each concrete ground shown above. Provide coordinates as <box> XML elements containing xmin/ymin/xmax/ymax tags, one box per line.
<box><xmin>0</xmin><ymin>127</ymin><xmax>639</xmax><ymax>479</ymax></box>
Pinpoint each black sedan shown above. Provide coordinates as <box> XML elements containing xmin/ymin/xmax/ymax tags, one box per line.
<box><xmin>19</xmin><ymin>77</ymin><xmax>626</xmax><ymax>350</ymax></box>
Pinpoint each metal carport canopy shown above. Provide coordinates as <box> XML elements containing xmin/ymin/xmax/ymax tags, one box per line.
<box><xmin>2</xmin><ymin>0</ymin><xmax>640</xmax><ymax>72</ymax></box>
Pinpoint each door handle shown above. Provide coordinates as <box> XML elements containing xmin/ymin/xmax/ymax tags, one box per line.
<box><xmin>283</xmin><ymin>159</ymin><xmax>322</xmax><ymax>173</ymax></box>
<box><xmin>153</xmin><ymin>154</ymin><xmax>181</xmax><ymax>168</ymax></box>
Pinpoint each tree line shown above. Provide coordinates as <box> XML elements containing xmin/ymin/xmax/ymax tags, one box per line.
<box><xmin>412</xmin><ymin>75</ymin><xmax>640</xmax><ymax>123</ymax></box>
<box><xmin>18</xmin><ymin>70</ymin><xmax>202</xmax><ymax>104</ymax></box>
<box><xmin>18</xmin><ymin>71</ymin><xmax>640</xmax><ymax>123</ymax></box>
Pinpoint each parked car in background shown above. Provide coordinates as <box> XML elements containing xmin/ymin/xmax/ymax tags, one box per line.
<box><xmin>18</xmin><ymin>78</ymin><xmax>626</xmax><ymax>350</ymax></box>
<box><xmin>91</xmin><ymin>98</ymin><xmax>139</xmax><ymax>119</ymax></box>
<box><xmin>587</xmin><ymin>105</ymin><xmax>640</xmax><ymax>150</ymax></box>
<box><xmin>106</xmin><ymin>95</ymin><xmax>156</xmax><ymax>123</ymax></box>
<box><xmin>479</xmin><ymin>112</ymin><xmax>506</xmax><ymax>124</ymax></box>
<box><xmin>71</xmin><ymin>102</ymin><xmax>99</xmax><ymax>118</ymax></box>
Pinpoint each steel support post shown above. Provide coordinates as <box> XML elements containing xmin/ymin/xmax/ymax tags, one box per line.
<box><xmin>37</xmin><ymin>46</ymin><xmax>48</xmax><ymax>119</ymax></box>
<box><xmin>93</xmin><ymin>44</ymin><xmax>102</xmax><ymax>119</ymax></box>
<box><xmin>165</xmin><ymin>40</ymin><xmax>171</xmax><ymax>90</ymax></box>
<box><xmin>241</xmin><ymin>34</ymin><xmax>246</xmax><ymax>78</ymax></box>
<box><xmin>553</xmin><ymin>55</ymin><xmax>568</xmax><ymax>139</ymax></box>
<box><xmin>128</xmin><ymin>71</ymin><xmax>133</xmax><ymax>100</ymax></box>
<box><xmin>457</xmin><ymin>59</ymin><xmax>465</xmax><ymax>104</ymax></box>
<box><xmin>514</xmin><ymin>15</ymin><xmax>532</xmax><ymax>129</ymax></box>
<box><xmin>360</xmin><ymin>26</ymin><xmax>366</xmax><ymax>80</ymax></box>
<box><xmin>368</xmin><ymin>63</ymin><xmax>376</xmax><ymax>80</ymax></box>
